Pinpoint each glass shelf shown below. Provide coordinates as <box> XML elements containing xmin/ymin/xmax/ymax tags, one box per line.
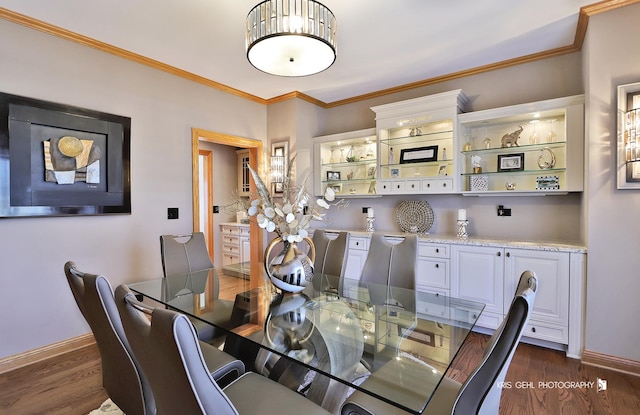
<box><xmin>461</xmin><ymin>141</ymin><xmax>566</xmax><ymax>155</ymax></box>
<box><xmin>461</xmin><ymin>167</ymin><xmax>566</xmax><ymax>177</ymax></box>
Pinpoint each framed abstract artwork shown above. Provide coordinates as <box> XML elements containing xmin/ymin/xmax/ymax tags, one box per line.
<box><xmin>0</xmin><ymin>92</ymin><xmax>131</xmax><ymax>218</ymax></box>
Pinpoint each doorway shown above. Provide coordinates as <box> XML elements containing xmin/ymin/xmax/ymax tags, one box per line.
<box><xmin>191</xmin><ymin>128</ymin><xmax>264</xmax><ymax>289</ymax></box>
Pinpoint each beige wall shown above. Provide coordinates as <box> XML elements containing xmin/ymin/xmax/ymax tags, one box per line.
<box><xmin>0</xmin><ymin>19</ymin><xmax>266</xmax><ymax>358</ymax></box>
<box><xmin>2</xmin><ymin>2</ymin><xmax>640</xmax><ymax>364</ymax></box>
<box><xmin>583</xmin><ymin>3</ymin><xmax>640</xmax><ymax>361</ymax></box>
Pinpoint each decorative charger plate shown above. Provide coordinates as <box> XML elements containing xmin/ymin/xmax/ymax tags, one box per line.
<box><xmin>396</xmin><ymin>200</ymin><xmax>434</xmax><ymax>233</ymax></box>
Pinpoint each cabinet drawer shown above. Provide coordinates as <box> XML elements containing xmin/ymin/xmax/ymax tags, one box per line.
<box><xmin>422</xmin><ymin>178</ymin><xmax>453</xmax><ymax>193</ymax></box>
<box><xmin>392</xmin><ymin>181</ymin><xmax>406</xmax><ymax>192</ymax></box>
<box><xmin>418</xmin><ymin>243</ymin><xmax>449</xmax><ymax>258</ymax></box>
<box><xmin>378</xmin><ymin>180</ymin><xmax>393</xmax><ymax>194</ymax></box>
<box><xmin>416</xmin><ymin>258</ymin><xmax>449</xmax><ymax>289</ymax></box>
<box><xmin>405</xmin><ymin>179</ymin><xmax>421</xmax><ymax>193</ymax></box>
<box><xmin>524</xmin><ymin>320</ymin><xmax>568</xmax><ymax>344</ymax></box>
<box><xmin>222</xmin><ymin>226</ymin><xmax>241</xmax><ymax>235</ymax></box>
<box><xmin>472</xmin><ymin>311</ymin><xmax>503</xmax><ymax>330</ymax></box>
<box><xmin>349</xmin><ymin>237</ymin><xmax>368</xmax><ymax>251</ymax></box>
<box><xmin>417</xmin><ymin>291</ymin><xmax>448</xmax><ymax>318</ymax></box>
<box><xmin>223</xmin><ymin>235</ymin><xmax>239</xmax><ymax>245</ymax></box>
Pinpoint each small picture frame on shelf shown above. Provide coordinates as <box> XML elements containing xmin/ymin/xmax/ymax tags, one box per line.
<box><xmin>327</xmin><ymin>171</ymin><xmax>340</xmax><ymax>181</ymax></box>
<box><xmin>399</xmin><ymin>145</ymin><xmax>438</xmax><ymax>164</ymax></box>
<box><xmin>437</xmin><ymin>163</ymin><xmax>448</xmax><ymax>176</ymax></box>
<box><xmin>327</xmin><ymin>183</ymin><xmax>342</xmax><ymax>194</ymax></box>
<box><xmin>390</xmin><ymin>168</ymin><xmax>400</xmax><ymax>178</ymax></box>
<box><xmin>497</xmin><ymin>153</ymin><xmax>525</xmax><ymax>172</ymax></box>
<box><xmin>367</xmin><ymin>165</ymin><xmax>376</xmax><ymax>178</ymax></box>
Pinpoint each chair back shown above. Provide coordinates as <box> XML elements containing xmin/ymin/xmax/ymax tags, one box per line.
<box><xmin>311</xmin><ymin>230</ymin><xmax>350</xmax><ymax>294</ymax></box>
<box><xmin>360</xmin><ymin>234</ymin><xmax>417</xmax><ymax>309</ymax></box>
<box><xmin>452</xmin><ymin>271</ymin><xmax>538</xmax><ymax>415</ymax></box>
<box><xmin>115</xmin><ymin>285</ymin><xmax>238</xmax><ymax>415</ymax></box>
<box><xmin>64</xmin><ymin>261</ymin><xmax>154</xmax><ymax>415</ymax></box>
<box><xmin>160</xmin><ymin>232</ymin><xmax>219</xmax><ymax>297</ymax></box>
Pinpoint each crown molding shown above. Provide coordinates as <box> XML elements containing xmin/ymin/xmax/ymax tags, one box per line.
<box><xmin>2</xmin><ymin>1</ymin><xmax>639</xmax><ymax>109</ymax></box>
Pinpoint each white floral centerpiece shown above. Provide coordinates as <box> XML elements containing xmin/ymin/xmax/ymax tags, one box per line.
<box><xmin>247</xmin><ymin>156</ymin><xmax>342</xmax><ymax>242</ymax></box>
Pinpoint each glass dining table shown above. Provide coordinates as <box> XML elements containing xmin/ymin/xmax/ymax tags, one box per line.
<box><xmin>128</xmin><ymin>269</ymin><xmax>484</xmax><ymax>414</ymax></box>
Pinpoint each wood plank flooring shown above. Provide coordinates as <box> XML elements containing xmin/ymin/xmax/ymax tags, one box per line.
<box><xmin>2</xmin><ymin>274</ymin><xmax>638</xmax><ymax>414</ymax></box>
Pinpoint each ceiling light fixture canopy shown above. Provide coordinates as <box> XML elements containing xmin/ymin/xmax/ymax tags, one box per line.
<box><xmin>246</xmin><ymin>0</ymin><xmax>337</xmax><ymax>77</ymax></box>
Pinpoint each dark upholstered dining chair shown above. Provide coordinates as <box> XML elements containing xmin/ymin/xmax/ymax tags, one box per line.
<box><xmin>115</xmin><ymin>284</ymin><xmax>331</xmax><ymax>415</ymax></box>
<box><xmin>159</xmin><ymin>232</ymin><xmax>235</xmax><ymax>341</ymax></box>
<box><xmin>341</xmin><ymin>270</ymin><xmax>538</xmax><ymax>415</ymax></box>
<box><xmin>311</xmin><ymin>229</ymin><xmax>350</xmax><ymax>295</ymax></box>
<box><xmin>360</xmin><ymin>233</ymin><xmax>418</xmax><ymax>310</ymax></box>
<box><xmin>64</xmin><ymin>261</ymin><xmax>154</xmax><ymax>415</ymax></box>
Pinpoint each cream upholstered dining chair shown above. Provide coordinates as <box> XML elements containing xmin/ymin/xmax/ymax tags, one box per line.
<box><xmin>159</xmin><ymin>232</ymin><xmax>235</xmax><ymax>341</ymax></box>
<box><xmin>115</xmin><ymin>284</ymin><xmax>331</xmax><ymax>415</ymax></box>
<box><xmin>341</xmin><ymin>270</ymin><xmax>538</xmax><ymax>415</ymax></box>
<box><xmin>311</xmin><ymin>230</ymin><xmax>350</xmax><ymax>295</ymax></box>
<box><xmin>64</xmin><ymin>261</ymin><xmax>154</xmax><ymax>415</ymax></box>
<box><xmin>360</xmin><ymin>233</ymin><xmax>418</xmax><ymax>310</ymax></box>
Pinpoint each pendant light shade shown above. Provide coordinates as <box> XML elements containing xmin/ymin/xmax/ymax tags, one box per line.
<box><xmin>246</xmin><ymin>0</ymin><xmax>337</xmax><ymax>77</ymax></box>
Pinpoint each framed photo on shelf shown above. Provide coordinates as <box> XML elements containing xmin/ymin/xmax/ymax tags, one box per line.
<box><xmin>497</xmin><ymin>153</ymin><xmax>525</xmax><ymax>172</ymax></box>
<box><xmin>399</xmin><ymin>145</ymin><xmax>438</xmax><ymax>164</ymax></box>
<box><xmin>327</xmin><ymin>183</ymin><xmax>342</xmax><ymax>194</ymax></box>
<box><xmin>390</xmin><ymin>168</ymin><xmax>400</xmax><ymax>178</ymax></box>
<box><xmin>326</xmin><ymin>170</ymin><xmax>340</xmax><ymax>181</ymax></box>
<box><xmin>437</xmin><ymin>163</ymin><xmax>448</xmax><ymax>176</ymax></box>
<box><xmin>367</xmin><ymin>165</ymin><xmax>376</xmax><ymax>178</ymax></box>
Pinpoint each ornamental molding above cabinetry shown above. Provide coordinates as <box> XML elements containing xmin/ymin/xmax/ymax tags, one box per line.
<box><xmin>370</xmin><ymin>89</ymin><xmax>469</xmax><ymax>120</ymax></box>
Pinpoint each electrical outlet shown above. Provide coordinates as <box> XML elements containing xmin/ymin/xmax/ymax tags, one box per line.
<box><xmin>213</xmin><ymin>205</ymin><xmax>219</xmax><ymax>213</ymax></box>
<box><xmin>167</xmin><ymin>207</ymin><xmax>179</xmax><ymax>219</ymax></box>
<box><xmin>497</xmin><ymin>205</ymin><xmax>512</xmax><ymax>217</ymax></box>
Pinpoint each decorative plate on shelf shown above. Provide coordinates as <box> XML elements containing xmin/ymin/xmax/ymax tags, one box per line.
<box><xmin>396</xmin><ymin>200</ymin><xmax>434</xmax><ymax>233</ymax></box>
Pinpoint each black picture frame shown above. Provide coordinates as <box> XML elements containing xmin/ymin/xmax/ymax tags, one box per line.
<box><xmin>0</xmin><ymin>92</ymin><xmax>131</xmax><ymax>218</ymax></box>
<box><xmin>399</xmin><ymin>145</ymin><xmax>438</xmax><ymax>164</ymax></box>
<box><xmin>497</xmin><ymin>153</ymin><xmax>525</xmax><ymax>172</ymax></box>
<box><xmin>327</xmin><ymin>170</ymin><xmax>340</xmax><ymax>181</ymax></box>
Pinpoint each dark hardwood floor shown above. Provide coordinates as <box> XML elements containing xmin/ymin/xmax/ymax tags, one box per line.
<box><xmin>2</xmin><ymin>274</ymin><xmax>638</xmax><ymax>414</ymax></box>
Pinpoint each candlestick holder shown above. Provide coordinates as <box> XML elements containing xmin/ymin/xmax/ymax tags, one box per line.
<box><xmin>457</xmin><ymin>220</ymin><xmax>469</xmax><ymax>239</ymax></box>
<box><xmin>365</xmin><ymin>217</ymin><xmax>375</xmax><ymax>232</ymax></box>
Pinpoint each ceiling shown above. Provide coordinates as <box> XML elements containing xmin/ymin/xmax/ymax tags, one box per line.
<box><xmin>0</xmin><ymin>0</ymin><xmax>617</xmax><ymax>104</ymax></box>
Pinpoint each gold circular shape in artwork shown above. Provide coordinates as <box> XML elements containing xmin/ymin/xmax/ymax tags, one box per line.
<box><xmin>58</xmin><ymin>136</ymin><xmax>83</xmax><ymax>157</ymax></box>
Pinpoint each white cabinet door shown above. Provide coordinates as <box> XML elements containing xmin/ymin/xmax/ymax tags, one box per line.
<box><xmin>451</xmin><ymin>245</ymin><xmax>505</xmax><ymax>328</ymax></box>
<box><xmin>504</xmin><ymin>248</ymin><xmax>569</xmax><ymax>328</ymax></box>
<box><xmin>344</xmin><ymin>237</ymin><xmax>369</xmax><ymax>280</ymax></box>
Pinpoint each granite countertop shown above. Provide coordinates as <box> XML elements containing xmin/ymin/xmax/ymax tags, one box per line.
<box><xmin>322</xmin><ymin>228</ymin><xmax>587</xmax><ymax>253</ymax></box>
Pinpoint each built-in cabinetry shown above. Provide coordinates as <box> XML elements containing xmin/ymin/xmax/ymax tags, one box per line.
<box><xmin>334</xmin><ymin>232</ymin><xmax>585</xmax><ymax>358</ymax></box>
<box><xmin>458</xmin><ymin>95</ymin><xmax>584</xmax><ymax>195</ymax></box>
<box><xmin>371</xmin><ymin>90</ymin><xmax>468</xmax><ymax>194</ymax></box>
<box><xmin>236</xmin><ymin>149</ymin><xmax>250</xmax><ymax>196</ymax></box>
<box><xmin>220</xmin><ymin>223</ymin><xmax>250</xmax><ymax>279</ymax></box>
<box><xmin>313</xmin><ymin>128</ymin><xmax>378</xmax><ymax>197</ymax></box>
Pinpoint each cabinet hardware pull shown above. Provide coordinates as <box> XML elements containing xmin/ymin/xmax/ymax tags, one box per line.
<box><xmin>497</xmin><ymin>252</ymin><xmax>501</xmax><ymax>256</ymax></box>
<box><xmin>506</xmin><ymin>252</ymin><xmax>511</xmax><ymax>257</ymax></box>
<box><xmin>435</xmin><ymin>248</ymin><xmax>439</xmax><ymax>253</ymax></box>
<box><xmin>531</xmin><ymin>327</ymin><xmax>536</xmax><ymax>333</ymax></box>
<box><xmin>435</xmin><ymin>264</ymin><xmax>439</xmax><ymax>268</ymax></box>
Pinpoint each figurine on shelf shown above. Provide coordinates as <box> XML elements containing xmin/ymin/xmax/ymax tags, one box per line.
<box><xmin>471</xmin><ymin>155</ymin><xmax>482</xmax><ymax>173</ymax></box>
<box><xmin>442</xmin><ymin>147</ymin><xmax>447</xmax><ymax>160</ymax></box>
<box><xmin>340</xmin><ymin>148</ymin><xmax>345</xmax><ymax>162</ymax></box>
<box><xmin>347</xmin><ymin>170</ymin><xmax>354</xmax><ymax>180</ymax></box>
<box><xmin>389</xmin><ymin>147</ymin><xmax>395</xmax><ymax>164</ymax></box>
<box><xmin>501</xmin><ymin>125</ymin><xmax>523</xmax><ymax>147</ymax></box>
<box><xmin>330</xmin><ymin>149</ymin><xmax>335</xmax><ymax>163</ymax></box>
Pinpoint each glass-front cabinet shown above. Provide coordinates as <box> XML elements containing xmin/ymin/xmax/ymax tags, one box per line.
<box><xmin>371</xmin><ymin>90</ymin><xmax>469</xmax><ymax>194</ymax></box>
<box><xmin>313</xmin><ymin>128</ymin><xmax>378</xmax><ymax>197</ymax></box>
<box><xmin>458</xmin><ymin>95</ymin><xmax>584</xmax><ymax>195</ymax></box>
